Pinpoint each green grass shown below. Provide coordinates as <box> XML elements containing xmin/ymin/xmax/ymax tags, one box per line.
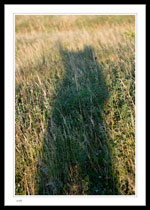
<box><xmin>15</xmin><ymin>15</ymin><xmax>135</xmax><ymax>195</ymax></box>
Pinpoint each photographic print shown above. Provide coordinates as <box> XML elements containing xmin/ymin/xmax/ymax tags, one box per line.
<box><xmin>15</xmin><ymin>15</ymin><xmax>135</xmax><ymax>195</ymax></box>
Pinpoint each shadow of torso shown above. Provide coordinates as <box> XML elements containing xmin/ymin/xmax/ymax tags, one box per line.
<box><xmin>37</xmin><ymin>45</ymin><xmax>119</xmax><ymax>195</ymax></box>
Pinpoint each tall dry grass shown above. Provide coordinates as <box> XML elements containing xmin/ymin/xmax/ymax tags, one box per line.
<box><xmin>15</xmin><ymin>15</ymin><xmax>135</xmax><ymax>195</ymax></box>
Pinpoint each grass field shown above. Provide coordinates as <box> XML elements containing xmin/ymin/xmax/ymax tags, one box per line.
<box><xmin>15</xmin><ymin>15</ymin><xmax>135</xmax><ymax>195</ymax></box>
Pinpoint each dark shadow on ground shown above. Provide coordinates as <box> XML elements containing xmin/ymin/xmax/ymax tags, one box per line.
<box><xmin>37</xmin><ymin>44</ymin><xmax>119</xmax><ymax>195</ymax></box>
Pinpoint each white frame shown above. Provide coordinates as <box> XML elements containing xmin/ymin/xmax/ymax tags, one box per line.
<box><xmin>4</xmin><ymin>4</ymin><xmax>146</xmax><ymax>206</ymax></box>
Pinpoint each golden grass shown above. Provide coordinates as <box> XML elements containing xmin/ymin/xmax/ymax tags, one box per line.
<box><xmin>15</xmin><ymin>15</ymin><xmax>135</xmax><ymax>195</ymax></box>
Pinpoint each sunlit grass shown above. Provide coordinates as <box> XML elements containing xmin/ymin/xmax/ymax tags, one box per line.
<box><xmin>15</xmin><ymin>15</ymin><xmax>135</xmax><ymax>195</ymax></box>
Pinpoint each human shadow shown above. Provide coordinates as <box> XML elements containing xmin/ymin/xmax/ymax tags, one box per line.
<box><xmin>37</xmin><ymin>44</ymin><xmax>119</xmax><ymax>195</ymax></box>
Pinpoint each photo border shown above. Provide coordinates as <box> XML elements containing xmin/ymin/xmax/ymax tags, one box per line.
<box><xmin>4</xmin><ymin>4</ymin><xmax>146</xmax><ymax>206</ymax></box>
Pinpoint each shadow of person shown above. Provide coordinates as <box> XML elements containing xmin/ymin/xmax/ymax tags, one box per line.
<box><xmin>37</xmin><ymin>44</ymin><xmax>119</xmax><ymax>195</ymax></box>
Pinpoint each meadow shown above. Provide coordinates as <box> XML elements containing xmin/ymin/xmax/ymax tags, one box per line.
<box><xmin>15</xmin><ymin>15</ymin><xmax>135</xmax><ymax>195</ymax></box>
